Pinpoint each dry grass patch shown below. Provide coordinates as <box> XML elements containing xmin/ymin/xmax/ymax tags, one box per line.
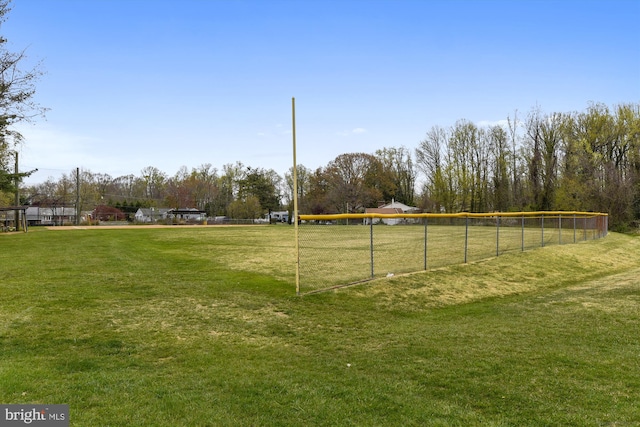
<box><xmin>541</xmin><ymin>268</ymin><xmax>640</xmax><ymax>313</ymax></box>
<box><xmin>101</xmin><ymin>296</ymin><xmax>296</xmax><ymax>350</ymax></box>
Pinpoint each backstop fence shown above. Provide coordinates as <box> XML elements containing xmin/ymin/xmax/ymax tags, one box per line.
<box><xmin>295</xmin><ymin>211</ymin><xmax>608</xmax><ymax>294</ymax></box>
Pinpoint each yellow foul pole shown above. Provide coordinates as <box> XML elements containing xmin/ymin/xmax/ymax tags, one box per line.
<box><xmin>292</xmin><ymin>97</ymin><xmax>300</xmax><ymax>295</ymax></box>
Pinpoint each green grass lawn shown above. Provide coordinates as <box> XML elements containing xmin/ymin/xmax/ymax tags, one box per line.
<box><xmin>1</xmin><ymin>226</ymin><xmax>638</xmax><ymax>426</ymax></box>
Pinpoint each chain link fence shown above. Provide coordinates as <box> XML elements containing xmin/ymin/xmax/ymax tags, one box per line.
<box><xmin>296</xmin><ymin>212</ymin><xmax>608</xmax><ymax>294</ymax></box>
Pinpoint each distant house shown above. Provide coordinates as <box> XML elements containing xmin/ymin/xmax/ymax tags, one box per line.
<box><xmin>134</xmin><ymin>208</ymin><xmax>171</xmax><ymax>223</ymax></box>
<box><xmin>377</xmin><ymin>199</ymin><xmax>420</xmax><ymax>213</ymax></box>
<box><xmin>364</xmin><ymin>199</ymin><xmax>419</xmax><ymax>225</ymax></box>
<box><xmin>26</xmin><ymin>206</ymin><xmax>77</xmax><ymax>226</ymax></box>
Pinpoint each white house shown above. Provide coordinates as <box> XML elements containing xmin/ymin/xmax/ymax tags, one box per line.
<box><xmin>364</xmin><ymin>199</ymin><xmax>419</xmax><ymax>225</ymax></box>
<box><xmin>378</xmin><ymin>199</ymin><xmax>419</xmax><ymax>213</ymax></box>
<box><xmin>134</xmin><ymin>208</ymin><xmax>171</xmax><ymax>223</ymax></box>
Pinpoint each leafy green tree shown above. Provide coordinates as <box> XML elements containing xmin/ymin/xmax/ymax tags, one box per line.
<box><xmin>215</xmin><ymin>162</ymin><xmax>246</xmax><ymax>216</ymax></box>
<box><xmin>238</xmin><ymin>167</ymin><xmax>280</xmax><ymax>214</ymax></box>
<box><xmin>227</xmin><ymin>195</ymin><xmax>261</xmax><ymax>220</ymax></box>
<box><xmin>559</xmin><ymin>103</ymin><xmax>640</xmax><ymax>228</ymax></box>
<box><xmin>374</xmin><ymin>146</ymin><xmax>416</xmax><ymax>206</ymax></box>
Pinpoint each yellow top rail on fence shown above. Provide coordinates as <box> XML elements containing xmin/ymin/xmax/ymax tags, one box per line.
<box><xmin>299</xmin><ymin>211</ymin><xmax>608</xmax><ymax>221</ymax></box>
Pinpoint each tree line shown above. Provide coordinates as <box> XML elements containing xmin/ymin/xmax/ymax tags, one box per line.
<box><xmin>415</xmin><ymin>103</ymin><xmax>640</xmax><ymax>230</ymax></box>
<box><xmin>12</xmin><ymin>101</ymin><xmax>639</xmax><ymax>230</ymax></box>
<box><xmin>0</xmin><ymin>1</ymin><xmax>638</xmax><ymax>229</ymax></box>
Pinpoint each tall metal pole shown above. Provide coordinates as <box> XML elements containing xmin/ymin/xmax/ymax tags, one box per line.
<box><xmin>292</xmin><ymin>97</ymin><xmax>300</xmax><ymax>295</ymax></box>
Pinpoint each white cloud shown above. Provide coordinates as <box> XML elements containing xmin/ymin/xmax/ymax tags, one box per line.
<box><xmin>475</xmin><ymin>119</ymin><xmax>510</xmax><ymax>128</ymax></box>
<box><xmin>337</xmin><ymin>128</ymin><xmax>367</xmax><ymax>136</ymax></box>
<box><xmin>17</xmin><ymin>125</ymin><xmax>99</xmax><ymax>163</ymax></box>
<box><xmin>258</xmin><ymin>124</ymin><xmax>292</xmax><ymax>137</ymax></box>
<box><xmin>13</xmin><ymin>123</ymin><xmax>133</xmax><ymax>184</ymax></box>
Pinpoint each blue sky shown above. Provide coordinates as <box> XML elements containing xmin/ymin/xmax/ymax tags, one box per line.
<box><xmin>6</xmin><ymin>0</ymin><xmax>639</xmax><ymax>184</ymax></box>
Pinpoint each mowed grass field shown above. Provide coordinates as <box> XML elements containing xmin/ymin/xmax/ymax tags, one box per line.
<box><xmin>1</xmin><ymin>225</ymin><xmax>639</xmax><ymax>426</ymax></box>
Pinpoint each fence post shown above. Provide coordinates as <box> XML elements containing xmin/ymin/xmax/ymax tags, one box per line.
<box><xmin>464</xmin><ymin>216</ymin><xmax>469</xmax><ymax>263</ymax></box>
<box><xmin>559</xmin><ymin>214</ymin><xmax>562</xmax><ymax>245</ymax></box>
<box><xmin>521</xmin><ymin>215</ymin><xmax>525</xmax><ymax>251</ymax></box>
<box><xmin>424</xmin><ymin>217</ymin><xmax>428</xmax><ymax>270</ymax></box>
<box><xmin>583</xmin><ymin>216</ymin><xmax>587</xmax><ymax>241</ymax></box>
<box><xmin>599</xmin><ymin>216</ymin><xmax>603</xmax><ymax>239</ymax></box>
<box><xmin>573</xmin><ymin>214</ymin><xmax>576</xmax><ymax>243</ymax></box>
<box><xmin>541</xmin><ymin>214</ymin><xmax>545</xmax><ymax>248</ymax></box>
<box><xmin>496</xmin><ymin>215</ymin><xmax>500</xmax><ymax>257</ymax></box>
<box><xmin>370</xmin><ymin>220</ymin><xmax>374</xmax><ymax>278</ymax></box>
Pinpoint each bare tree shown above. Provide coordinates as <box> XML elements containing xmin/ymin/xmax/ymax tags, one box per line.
<box><xmin>0</xmin><ymin>0</ymin><xmax>46</xmax><ymax>193</ymax></box>
<box><xmin>324</xmin><ymin>153</ymin><xmax>382</xmax><ymax>213</ymax></box>
<box><xmin>285</xmin><ymin>164</ymin><xmax>311</xmax><ymax>213</ymax></box>
<box><xmin>140</xmin><ymin>166</ymin><xmax>167</xmax><ymax>203</ymax></box>
<box><xmin>525</xmin><ymin>108</ymin><xmax>562</xmax><ymax>210</ymax></box>
<box><xmin>488</xmin><ymin>125</ymin><xmax>511</xmax><ymax>211</ymax></box>
<box><xmin>416</xmin><ymin>126</ymin><xmax>452</xmax><ymax>212</ymax></box>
